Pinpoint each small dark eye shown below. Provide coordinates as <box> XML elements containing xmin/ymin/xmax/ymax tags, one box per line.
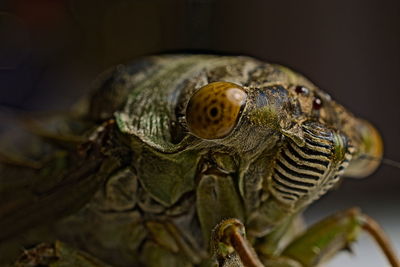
<box><xmin>295</xmin><ymin>86</ymin><xmax>309</xmax><ymax>95</ymax></box>
<box><xmin>313</xmin><ymin>97</ymin><xmax>323</xmax><ymax>110</ymax></box>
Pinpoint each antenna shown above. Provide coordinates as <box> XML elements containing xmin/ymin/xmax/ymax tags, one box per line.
<box><xmin>359</xmin><ymin>154</ymin><xmax>400</xmax><ymax>170</ymax></box>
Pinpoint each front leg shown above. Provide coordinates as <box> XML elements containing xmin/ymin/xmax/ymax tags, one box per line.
<box><xmin>279</xmin><ymin>208</ymin><xmax>399</xmax><ymax>267</ymax></box>
<box><xmin>210</xmin><ymin>209</ymin><xmax>399</xmax><ymax>267</ymax></box>
<box><xmin>211</xmin><ymin>218</ymin><xmax>264</xmax><ymax>267</ymax></box>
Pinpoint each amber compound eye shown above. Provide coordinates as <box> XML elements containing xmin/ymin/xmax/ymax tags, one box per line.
<box><xmin>186</xmin><ymin>82</ymin><xmax>247</xmax><ymax>139</ymax></box>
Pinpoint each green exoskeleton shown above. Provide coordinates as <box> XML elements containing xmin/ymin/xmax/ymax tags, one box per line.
<box><xmin>0</xmin><ymin>55</ymin><xmax>398</xmax><ymax>267</ymax></box>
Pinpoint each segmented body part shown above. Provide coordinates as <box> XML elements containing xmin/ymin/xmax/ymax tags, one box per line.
<box><xmin>270</xmin><ymin>122</ymin><xmax>352</xmax><ymax>207</ymax></box>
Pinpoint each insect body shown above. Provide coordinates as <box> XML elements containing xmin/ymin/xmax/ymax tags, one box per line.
<box><xmin>0</xmin><ymin>55</ymin><xmax>397</xmax><ymax>267</ymax></box>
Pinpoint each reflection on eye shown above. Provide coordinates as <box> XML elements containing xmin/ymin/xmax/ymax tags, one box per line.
<box><xmin>186</xmin><ymin>82</ymin><xmax>247</xmax><ymax>139</ymax></box>
<box><xmin>295</xmin><ymin>85</ymin><xmax>309</xmax><ymax>95</ymax></box>
<box><xmin>313</xmin><ymin>97</ymin><xmax>323</xmax><ymax>110</ymax></box>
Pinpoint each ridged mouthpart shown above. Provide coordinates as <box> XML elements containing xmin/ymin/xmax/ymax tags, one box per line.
<box><xmin>269</xmin><ymin>122</ymin><xmax>352</xmax><ymax>208</ymax></box>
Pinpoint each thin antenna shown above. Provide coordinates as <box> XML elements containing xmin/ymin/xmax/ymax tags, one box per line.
<box><xmin>359</xmin><ymin>154</ymin><xmax>400</xmax><ymax>170</ymax></box>
<box><xmin>381</xmin><ymin>158</ymin><xmax>400</xmax><ymax>170</ymax></box>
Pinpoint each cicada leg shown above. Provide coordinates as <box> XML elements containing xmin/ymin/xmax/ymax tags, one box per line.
<box><xmin>276</xmin><ymin>208</ymin><xmax>400</xmax><ymax>267</ymax></box>
<box><xmin>15</xmin><ymin>241</ymin><xmax>112</xmax><ymax>267</ymax></box>
<box><xmin>211</xmin><ymin>218</ymin><xmax>264</xmax><ymax>267</ymax></box>
<box><xmin>211</xmin><ymin>209</ymin><xmax>399</xmax><ymax>267</ymax></box>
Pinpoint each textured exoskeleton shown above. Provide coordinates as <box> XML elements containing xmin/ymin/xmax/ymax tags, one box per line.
<box><xmin>0</xmin><ymin>55</ymin><xmax>398</xmax><ymax>267</ymax></box>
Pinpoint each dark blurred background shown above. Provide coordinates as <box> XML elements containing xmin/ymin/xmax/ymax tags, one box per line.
<box><xmin>0</xmin><ymin>0</ymin><xmax>399</xmax><ymax>266</ymax></box>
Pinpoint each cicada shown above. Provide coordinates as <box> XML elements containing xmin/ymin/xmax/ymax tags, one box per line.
<box><xmin>0</xmin><ymin>55</ymin><xmax>398</xmax><ymax>267</ymax></box>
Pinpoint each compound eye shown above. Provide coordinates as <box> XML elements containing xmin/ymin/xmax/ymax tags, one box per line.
<box><xmin>186</xmin><ymin>82</ymin><xmax>247</xmax><ymax>139</ymax></box>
